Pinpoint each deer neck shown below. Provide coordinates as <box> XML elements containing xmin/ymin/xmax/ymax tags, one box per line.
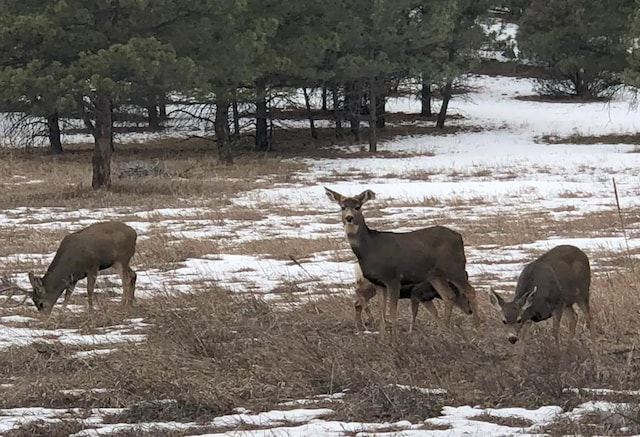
<box><xmin>347</xmin><ymin>223</ymin><xmax>372</xmax><ymax>261</ymax></box>
<box><xmin>42</xmin><ymin>270</ymin><xmax>74</xmax><ymax>302</ymax></box>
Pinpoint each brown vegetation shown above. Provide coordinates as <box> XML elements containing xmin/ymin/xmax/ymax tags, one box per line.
<box><xmin>2</xmin><ymin>133</ymin><xmax>640</xmax><ymax>435</ymax></box>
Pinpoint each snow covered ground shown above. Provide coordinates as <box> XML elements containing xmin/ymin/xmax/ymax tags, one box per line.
<box><xmin>1</xmin><ymin>74</ymin><xmax>640</xmax><ymax>435</ymax></box>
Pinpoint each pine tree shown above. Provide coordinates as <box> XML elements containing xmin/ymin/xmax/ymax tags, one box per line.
<box><xmin>0</xmin><ymin>0</ymin><xmax>195</xmax><ymax>188</ymax></box>
<box><xmin>518</xmin><ymin>0</ymin><xmax>634</xmax><ymax>97</ymax></box>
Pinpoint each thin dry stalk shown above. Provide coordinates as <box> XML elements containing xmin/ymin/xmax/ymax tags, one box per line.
<box><xmin>613</xmin><ymin>177</ymin><xmax>637</xmax><ymax>283</ymax></box>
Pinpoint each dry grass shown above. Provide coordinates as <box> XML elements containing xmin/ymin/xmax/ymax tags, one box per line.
<box><xmin>224</xmin><ymin>237</ymin><xmax>346</xmax><ymax>261</ymax></box>
<box><xmin>2</xmin><ymin>262</ymin><xmax>640</xmax><ymax>430</ymax></box>
<box><xmin>4</xmin><ymin>131</ymin><xmax>640</xmax><ymax>435</ymax></box>
<box><xmin>538</xmin><ymin>133</ymin><xmax>640</xmax><ymax>145</ymax></box>
<box><xmin>0</xmin><ymin>140</ymin><xmax>309</xmax><ymax>210</ymax></box>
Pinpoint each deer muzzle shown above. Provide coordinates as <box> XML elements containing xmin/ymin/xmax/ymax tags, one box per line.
<box><xmin>508</xmin><ymin>334</ymin><xmax>519</xmax><ymax>344</ymax></box>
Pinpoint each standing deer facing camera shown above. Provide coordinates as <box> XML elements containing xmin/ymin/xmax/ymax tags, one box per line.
<box><xmin>27</xmin><ymin>221</ymin><xmax>138</xmax><ymax>315</ymax></box>
<box><xmin>489</xmin><ymin>244</ymin><xmax>593</xmax><ymax>345</ymax></box>
<box><xmin>325</xmin><ymin>187</ymin><xmax>480</xmax><ymax>339</ymax></box>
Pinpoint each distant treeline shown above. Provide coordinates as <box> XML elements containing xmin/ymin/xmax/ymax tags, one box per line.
<box><xmin>1</xmin><ymin>0</ymin><xmax>639</xmax><ymax>189</ymax></box>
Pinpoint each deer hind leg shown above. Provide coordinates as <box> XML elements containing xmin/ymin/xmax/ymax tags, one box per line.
<box><xmin>355</xmin><ymin>283</ymin><xmax>376</xmax><ymax>332</ymax></box>
<box><xmin>576</xmin><ymin>298</ymin><xmax>595</xmax><ymax>341</ymax></box>
<box><xmin>564</xmin><ymin>306</ymin><xmax>578</xmax><ymax>340</ymax></box>
<box><xmin>118</xmin><ymin>263</ymin><xmax>136</xmax><ymax>306</ymax></box>
<box><xmin>409</xmin><ymin>294</ymin><xmax>420</xmax><ymax>333</ymax></box>
<box><xmin>86</xmin><ymin>269</ymin><xmax>98</xmax><ymax>311</ymax></box>
<box><xmin>552</xmin><ymin>307</ymin><xmax>564</xmax><ymax>346</ymax></box>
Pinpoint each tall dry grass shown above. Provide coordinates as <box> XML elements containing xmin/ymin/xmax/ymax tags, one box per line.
<box><xmin>2</xmin><ymin>259</ymin><xmax>640</xmax><ymax>436</ymax></box>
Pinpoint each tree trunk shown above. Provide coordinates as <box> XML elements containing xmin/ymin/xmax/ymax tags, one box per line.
<box><xmin>347</xmin><ymin>81</ymin><xmax>360</xmax><ymax>141</ymax></box>
<box><xmin>375</xmin><ymin>92</ymin><xmax>385</xmax><ymax>129</ymax></box>
<box><xmin>368</xmin><ymin>78</ymin><xmax>377</xmax><ymax>153</ymax></box>
<box><xmin>46</xmin><ymin>112</ymin><xmax>63</xmax><ymax>154</ymax></box>
<box><xmin>159</xmin><ymin>98</ymin><xmax>167</xmax><ymax>121</ymax></box>
<box><xmin>332</xmin><ymin>84</ymin><xmax>343</xmax><ymax>139</ymax></box>
<box><xmin>232</xmin><ymin>99</ymin><xmax>240</xmax><ymax>140</ymax></box>
<box><xmin>436</xmin><ymin>81</ymin><xmax>452</xmax><ymax>129</ymax></box>
<box><xmin>255</xmin><ymin>79</ymin><xmax>268</xmax><ymax>151</ymax></box>
<box><xmin>147</xmin><ymin>105</ymin><xmax>160</xmax><ymax>129</ymax></box>
<box><xmin>421</xmin><ymin>76</ymin><xmax>432</xmax><ymax>117</ymax></box>
<box><xmin>215</xmin><ymin>98</ymin><xmax>233</xmax><ymax>164</ymax></box>
<box><xmin>321</xmin><ymin>86</ymin><xmax>328</xmax><ymax>112</ymax></box>
<box><xmin>91</xmin><ymin>95</ymin><xmax>113</xmax><ymax>190</ymax></box>
<box><xmin>303</xmin><ymin>88</ymin><xmax>318</xmax><ymax>139</ymax></box>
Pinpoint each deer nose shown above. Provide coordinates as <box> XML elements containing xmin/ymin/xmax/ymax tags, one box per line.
<box><xmin>508</xmin><ymin>335</ymin><xmax>519</xmax><ymax>344</ymax></box>
<box><xmin>344</xmin><ymin>215</ymin><xmax>354</xmax><ymax>223</ymax></box>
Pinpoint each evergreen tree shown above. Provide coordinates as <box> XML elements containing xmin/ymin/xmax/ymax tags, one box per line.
<box><xmin>518</xmin><ymin>0</ymin><xmax>634</xmax><ymax>97</ymax></box>
<box><xmin>623</xmin><ymin>5</ymin><xmax>640</xmax><ymax>91</ymax></box>
<box><xmin>167</xmin><ymin>0</ymin><xmax>277</xmax><ymax>163</ymax></box>
<box><xmin>0</xmin><ymin>0</ymin><xmax>195</xmax><ymax>188</ymax></box>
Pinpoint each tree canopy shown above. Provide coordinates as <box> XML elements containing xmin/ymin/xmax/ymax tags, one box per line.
<box><xmin>4</xmin><ymin>1</ymin><xmax>640</xmax><ymax>189</ymax></box>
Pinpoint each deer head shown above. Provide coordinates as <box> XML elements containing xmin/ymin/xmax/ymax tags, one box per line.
<box><xmin>324</xmin><ymin>187</ymin><xmax>375</xmax><ymax>237</ymax></box>
<box><xmin>28</xmin><ymin>272</ymin><xmax>53</xmax><ymax>315</ymax></box>
<box><xmin>489</xmin><ymin>287</ymin><xmax>537</xmax><ymax>343</ymax></box>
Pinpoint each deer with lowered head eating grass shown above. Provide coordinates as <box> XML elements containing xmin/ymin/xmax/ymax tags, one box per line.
<box><xmin>325</xmin><ymin>187</ymin><xmax>480</xmax><ymax>339</ymax></box>
<box><xmin>489</xmin><ymin>244</ymin><xmax>593</xmax><ymax>345</ymax></box>
<box><xmin>353</xmin><ymin>263</ymin><xmax>472</xmax><ymax>333</ymax></box>
<box><xmin>27</xmin><ymin>221</ymin><xmax>138</xmax><ymax>315</ymax></box>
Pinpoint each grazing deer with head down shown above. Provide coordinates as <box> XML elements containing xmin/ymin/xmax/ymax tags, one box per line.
<box><xmin>27</xmin><ymin>221</ymin><xmax>138</xmax><ymax>315</ymax></box>
<box><xmin>489</xmin><ymin>244</ymin><xmax>593</xmax><ymax>345</ymax></box>
<box><xmin>353</xmin><ymin>263</ymin><xmax>472</xmax><ymax>333</ymax></box>
<box><xmin>325</xmin><ymin>187</ymin><xmax>480</xmax><ymax>338</ymax></box>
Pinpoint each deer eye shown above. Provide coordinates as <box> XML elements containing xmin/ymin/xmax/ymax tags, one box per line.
<box><xmin>355</xmin><ymin>206</ymin><xmax>361</xmax><ymax>211</ymax></box>
<box><xmin>502</xmin><ymin>320</ymin><xmax>507</xmax><ymax>325</ymax></box>
<box><xmin>340</xmin><ymin>206</ymin><xmax>346</xmax><ymax>211</ymax></box>
<box><xmin>516</xmin><ymin>318</ymin><xmax>522</xmax><ymax>324</ymax></box>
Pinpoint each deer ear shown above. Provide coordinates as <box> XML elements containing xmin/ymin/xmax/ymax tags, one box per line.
<box><xmin>488</xmin><ymin>288</ymin><xmax>504</xmax><ymax>309</ymax></box>
<box><xmin>520</xmin><ymin>286</ymin><xmax>537</xmax><ymax>313</ymax></box>
<box><xmin>324</xmin><ymin>187</ymin><xmax>343</xmax><ymax>204</ymax></box>
<box><xmin>357</xmin><ymin>189</ymin><xmax>376</xmax><ymax>204</ymax></box>
<box><xmin>28</xmin><ymin>272</ymin><xmax>44</xmax><ymax>294</ymax></box>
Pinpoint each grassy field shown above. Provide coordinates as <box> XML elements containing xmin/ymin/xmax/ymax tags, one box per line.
<box><xmin>2</xmin><ymin>110</ymin><xmax>640</xmax><ymax>435</ymax></box>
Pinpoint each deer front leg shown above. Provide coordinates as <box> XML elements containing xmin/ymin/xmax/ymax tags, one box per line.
<box><xmin>354</xmin><ymin>297</ymin><xmax>367</xmax><ymax>332</ymax></box>
<box><xmin>86</xmin><ymin>269</ymin><xmax>98</xmax><ymax>311</ymax></box>
<box><xmin>464</xmin><ymin>284</ymin><xmax>482</xmax><ymax>331</ymax></box>
<box><xmin>376</xmin><ymin>285</ymin><xmax>388</xmax><ymax>339</ymax></box>
<box><xmin>62</xmin><ymin>282</ymin><xmax>76</xmax><ymax>308</ymax></box>
<box><xmin>386</xmin><ymin>281</ymin><xmax>401</xmax><ymax>339</ymax></box>
<box><xmin>422</xmin><ymin>300</ymin><xmax>441</xmax><ymax>326</ymax></box>
<box><xmin>430</xmin><ymin>277</ymin><xmax>456</xmax><ymax>329</ymax></box>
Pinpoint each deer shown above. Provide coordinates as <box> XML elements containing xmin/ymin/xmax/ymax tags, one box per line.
<box><xmin>26</xmin><ymin>221</ymin><xmax>138</xmax><ymax>315</ymax></box>
<box><xmin>353</xmin><ymin>263</ymin><xmax>472</xmax><ymax>333</ymax></box>
<box><xmin>488</xmin><ymin>244</ymin><xmax>593</xmax><ymax>345</ymax></box>
<box><xmin>325</xmin><ymin>187</ymin><xmax>480</xmax><ymax>339</ymax></box>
